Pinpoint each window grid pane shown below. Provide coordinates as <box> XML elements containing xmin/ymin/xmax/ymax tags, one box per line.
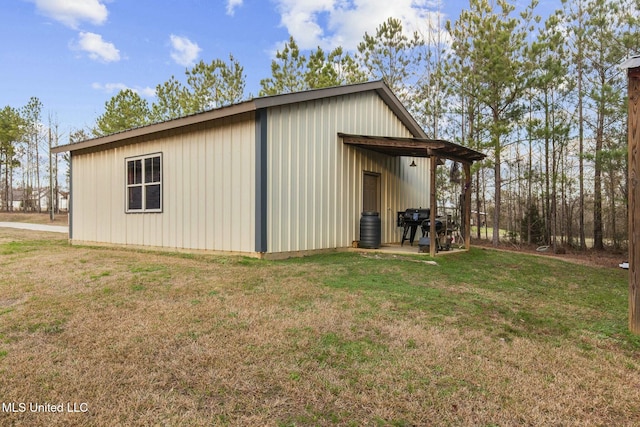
<box><xmin>128</xmin><ymin>186</ymin><xmax>142</xmax><ymax>210</ymax></box>
<box><xmin>145</xmin><ymin>184</ymin><xmax>161</xmax><ymax>210</ymax></box>
<box><xmin>133</xmin><ymin>160</ymin><xmax>142</xmax><ymax>184</ymax></box>
<box><xmin>144</xmin><ymin>158</ymin><xmax>153</xmax><ymax>184</ymax></box>
<box><xmin>152</xmin><ymin>156</ymin><xmax>161</xmax><ymax>183</ymax></box>
<box><xmin>127</xmin><ymin>161</ymin><xmax>135</xmax><ymax>185</ymax></box>
<box><xmin>126</xmin><ymin>154</ymin><xmax>162</xmax><ymax>212</ymax></box>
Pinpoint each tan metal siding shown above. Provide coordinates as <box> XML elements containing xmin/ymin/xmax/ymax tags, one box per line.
<box><xmin>71</xmin><ymin>113</ymin><xmax>256</xmax><ymax>253</ymax></box>
<box><xmin>267</xmin><ymin>92</ymin><xmax>430</xmax><ymax>253</ymax></box>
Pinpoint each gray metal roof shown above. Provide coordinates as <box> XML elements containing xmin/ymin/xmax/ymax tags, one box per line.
<box><xmin>52</xmin><ymin>80</ymin><xmax>427</xmax><ymax>154</ymax></box>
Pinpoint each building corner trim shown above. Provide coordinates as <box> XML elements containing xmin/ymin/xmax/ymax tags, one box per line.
<box><xmin>255</xmin><ymin>109</ymin><xmax>268</xmax><ymax>253</ymax></box>
<box><xmin>69</xmin><ymin>153</ymin><xmax>73</xmax><ymax>240</ymax></box>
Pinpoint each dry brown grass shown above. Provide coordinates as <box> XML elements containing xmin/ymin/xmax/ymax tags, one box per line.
<box><xmin>0</xmin><ymin>228</ymin><xmax>638</xmax><ymax>426</ymax></box>
<box><xmin>0</xmin><ymin>212</ymin><xmax>68</xmax><ymax>225</ymax></box>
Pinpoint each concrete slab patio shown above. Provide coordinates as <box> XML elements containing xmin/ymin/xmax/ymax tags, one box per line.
<box><xmin>347</xmin><ymin>243</ymin><xmax>466</xmax><ymax>257</ymax></box>
<box><xmin>0</xmin><ymin>222</ymin><xmax>68</xmax><ymax>234</ymax></box>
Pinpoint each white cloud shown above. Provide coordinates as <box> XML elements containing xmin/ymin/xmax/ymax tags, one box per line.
<box><xmin>92</xmin><ymin>82</ymin><xmax>127</xmax><ymax>93</ymax></box>
<box><xmin>226</xmin><ymin>0</ymin><xmax>243</xmax><ymax>16</ymax></box>
<box><xmin>76</xmin><ymin>32</ymin><xmax>120</xmax><ymax>62</ymax></box>
<box><xmin>92</xmin><ymin>82</ymin><xmax>155</xmax><ymax>98</ymax></box>
<box><xmin>33</xmin><ymin>0</ymin><xmax>108</xmax><ymax>29</ymax></box>
<box><xmin>272</xmin><ymin>0</ymin><xmax>445</xmax><ymax>51</ymax></box>
<box><xmin>169</xmin><ymin>34</ymin><xmax>201</xmax><ymax>67</ymax></box>
<box><xmin>138</xmin><ymin>87</ymin><xmax>157</xmax><ymax>97</ymax></box>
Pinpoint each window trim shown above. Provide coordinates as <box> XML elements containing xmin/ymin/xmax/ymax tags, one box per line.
<box><xmin>125</xmin><ymin>152</ymin><xmax>163</xmax><ymax>214</ymax></box>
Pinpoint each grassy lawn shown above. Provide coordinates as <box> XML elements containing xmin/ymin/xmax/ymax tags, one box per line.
<box><xmin>0</xmin><ymin>229</ymin><xmax>638</xmax><ymax>426</ymax></box>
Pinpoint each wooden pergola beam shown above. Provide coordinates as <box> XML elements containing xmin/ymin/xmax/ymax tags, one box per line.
<box><xmin>341</xmin><ymin>135</ymin><xmax>446</xmax><ymax>151</ymax></box>
<box><xmin>626</xmin><ymin>60</ymin><xmax>640</xmax><ymax>335</ymax></box>
<box><xmin>339</xmin><ymin>133</ymin><xmax>486</xmax><ymax>163</ymax></box>
<box><xmin>430</xmin><ymin>155</ymin><xmax>438</xmax><ymax>258</ymax></box>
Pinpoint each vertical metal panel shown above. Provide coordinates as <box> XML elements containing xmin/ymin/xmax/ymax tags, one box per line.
<box><xmin>167</xmin><ymin>135</ymin><xmax>181</xmax><ymax>248</ymax></box>
<box><xmin>204</xmin><ymin>126</ymin><xmax>214</xmax><ymax>250</ymax></box>
<box><xmin>197</xmin><ymin>128</ymin><xmax>208</xmax><ymax>249</ymax></box>
<box><xmin>109</xmin><ymin>148</ymin><xmax>124</xmax><ymax>244</ymax></box>
<box><xmin>220</xmin><ymin>124</ymin><xmax>232</xmax><ymax>250</ymax></box>
<box><xmin>70</xmin><ymin>154</ymin><xmax>84</xmax><ymax>241</ymax></box>
<box><xmin>161</xmin><ymin>140</ymin><xmax>172</xmax><ymax>247</ymax></box>
<box><xmin>70</xmin><ymin>112</ymin><xmax>256</xmax><ymax>253</ymax></box>
<box><xmin>267</xmin><ymin>91</ymin><xmax>430</xmax><ymax>253</ymax></box>
<box><xmin>68</xmin><ymin>153</ymin><xmax>73</xmax><ymax>239</ymax></box>
<box><xmin>211</xmin><ymin>126</ymin><xmax>223</xmax><ymax>248</ymax></box>
<box><xmin>240</xmin><ymin>118</ymin><xmax>256</xmax><ymax>245</ymax></box>
<box><xmin>184</xmin><ymin>130</ymin><xmax>195</xmax><ymax>247</ymax></box>
<box><xmin>94</xmin><ymin>151</ymin><xmax>106</xmax><ymax>242</ymax></box>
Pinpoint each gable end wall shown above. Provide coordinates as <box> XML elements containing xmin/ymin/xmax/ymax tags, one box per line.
<box><xmin>266</xmin><ymin>91</ymin><xmax>430</xmax><ymax>253</ymax></box>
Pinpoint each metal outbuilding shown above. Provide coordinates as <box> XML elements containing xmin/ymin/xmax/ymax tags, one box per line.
<box><xmin>52</xmin><ymin>80</ymin><xmax>484</xmax><ymax>258</ymax></box>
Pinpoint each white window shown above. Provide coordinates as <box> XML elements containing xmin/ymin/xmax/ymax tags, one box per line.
<box><xmin>126</xmin><ymin>153</ymin><xmax>162</xmax><ymax>213</ymax></box>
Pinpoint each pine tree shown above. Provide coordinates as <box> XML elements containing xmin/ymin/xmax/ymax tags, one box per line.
<box><xmin>184</xmin><ymin>55</ymin><xmax>245</xmax><ymax>112</ymax></box>
<box><xmin>94</xmin><ymin>89</ymin><xmax>151</xmax><ymax>136</ymax></box>
<box><xmin>259</xmin><ymin>37</ymin><xmax>307</xmax><ymax>96</ymax></box>
<box><xmin>447</xmin><ymin>0</ymin><xmax>536</xmax><ymax>246</ymax></box>
<box><xmin>0</xmin><ymin>106</ymin><xmax>25</xmax><ymax>210</ymax></box>
<box><xmin>356</xmin><ymin>17</ymin><xmax>424</xmax><ymax>105</ymax></box>
<box><xmin>259</xmin><ymin>38</ymin><xmax>366</xmax><ymax>96</ymax></box>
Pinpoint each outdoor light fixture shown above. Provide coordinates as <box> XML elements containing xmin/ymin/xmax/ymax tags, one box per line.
<box><xmin>410</xmin><ymin>160</ymin><xmax>417</xmax><ymax>167</ymax></box>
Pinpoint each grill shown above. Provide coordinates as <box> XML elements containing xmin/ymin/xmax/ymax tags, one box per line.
<box><xmin>398</xmin><ymin>208</ymin><xmax>444</xmax><ymax>246</ymax></box>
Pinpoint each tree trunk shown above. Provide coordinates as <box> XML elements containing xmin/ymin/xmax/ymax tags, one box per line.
<box><xmin>577</xmin><ymin>10</ymin><xmax>587</xmax><ymax>251</ymax></box>
<box><xmin>493</xmin><ymin>142</ymin><xmax>501</xmax><ymax>247</ymax></box>
<box><xmin>609</xmin><ymin>170</ymin><xmax>617</xmax><ymax>248</ymax></box>
<box><xmin>492</xmin><ymin>101</ymin><xmax>502</xmax><ymax>247</ymax></box>
<box><xmin>36</xmin><ymin>133</ymin><xmax>41</xmax><ymax>213</ymax></box>
<box><xmin>544</xmin><ymin>91</ymin><xmax>551</xmax><ymax>245</ymax></box>
<box><xmin>4</xmin><ymin>153</ymin><xmax>9</xmax><ymax>212</ymax></box>
<box><xmin>527</xmin><ymin>102</ymin><xmax>533</xmax><ymax>244</ymax></box>
<box><xmin>551</xmin><ymin>128</ymin><xmax>558</xmax><ymax>252</ymax></box>
<box><xmin>476</xmin><ymin>169</ymin><xmax>481</xmax><ymax>239</ymax></box>
<box><xmin>593</xmin><ymin>102</ymin><xmax>605</xmax><ymax>250</ymax></box>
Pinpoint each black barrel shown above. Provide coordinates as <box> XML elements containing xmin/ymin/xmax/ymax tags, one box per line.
<box><xmin>359</xmin><ymin>211</ymin><xmax>381</xmax><ymax>249</ymax></box>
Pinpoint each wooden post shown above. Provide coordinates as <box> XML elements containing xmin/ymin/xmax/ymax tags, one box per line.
<box><xmin>628</xmin><ymin>63</ymin><xmax>640</xmax><ymax>334</ymax></box>
<box><xmin>430</xmin><ymin>155</ymin><xmax>438</xmax><ymax>257</ymax></box>
<box><xmin>464</xmin><ymin>162</ymin><xmax>472</xmax><ymax>250</ymax></box>
<box><xmin>49</xmin><ymin>127</ymin><xmax>54</xmax><ymax>222</ymax></box>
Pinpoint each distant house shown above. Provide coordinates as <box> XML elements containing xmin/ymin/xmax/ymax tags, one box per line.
<box><xmin>52</xmin><ymin>81</ymin><xmax>484</xmax><ymax>258</ymax></box>
<box><xmin>2</xmin><ymin>188</ymin><xmax>68</xmax><ymax>212</ymax></box>
<box><xmin>39</xmin><ymin>189</ymin><xmax>68</xmax><ymax>213</ymax></box>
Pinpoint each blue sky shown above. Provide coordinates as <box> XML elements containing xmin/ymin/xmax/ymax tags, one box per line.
<box><xmin>1</xmin><ymin>0</ymin><xmax>553</xmax><ymax>138</ymax></box>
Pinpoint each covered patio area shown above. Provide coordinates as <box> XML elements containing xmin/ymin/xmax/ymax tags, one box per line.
<box><xmin>338</xmin><ymin>133</ymin><xmax>486</xmax><ymax>257</ymax></box>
